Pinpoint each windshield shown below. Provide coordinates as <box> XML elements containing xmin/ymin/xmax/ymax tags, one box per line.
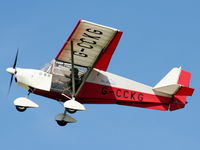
<box><xmin>40</xmin><ymin>60</ymin><xmax>54</xmax><ymax>73</ymax></box>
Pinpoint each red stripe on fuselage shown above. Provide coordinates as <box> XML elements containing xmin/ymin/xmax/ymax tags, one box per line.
<box><xmin>118</xmin><ymin>102</ymin><xmax>169</xmax><ymax>111</ymax></box>
<box><xmin>77</xmin><ymin>82</ymin><xmax>171</xmax><ymax>104</ymax></box>
<box><xmin>33</xmin><ymin>82</ymin><xmax>171</xmax><ymax>111</ymax></box>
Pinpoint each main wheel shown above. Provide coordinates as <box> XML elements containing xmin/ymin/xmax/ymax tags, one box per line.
<box><xmin>16</xmin><ymin>106</ymin><xmax>27</xmax><ymax>112</ymax></box>
<box><xmin>56</xmin><ymin>120</ymin><xmax>68</xmax><ymax>126</ymax></box>
<box><xmin>67</xmin><ymin>109</ymin><xmax>77</xmax><ymax>114</ymax></box>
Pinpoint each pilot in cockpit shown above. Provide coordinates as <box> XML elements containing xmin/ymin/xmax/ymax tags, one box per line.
<box><xmin>65</xmin><ymin>68</ymin><xmax>81</xmax><ymax>92</ymax></box>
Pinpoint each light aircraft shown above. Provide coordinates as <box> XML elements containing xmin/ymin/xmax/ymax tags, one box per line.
<box><xmin>6</xmin><ymin>20</ymin><xmax>194</xmax><ymax>126</ymax></box>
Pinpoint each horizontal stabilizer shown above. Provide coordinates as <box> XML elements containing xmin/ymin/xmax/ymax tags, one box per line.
<box><xmin>153</xmin><ymin>84</ymin><xmax>180</xmax><ymax>95</ymax></box>
<box><xmin>175</xmin><ymin>86</ymin><xmax>194</xmax><ymax>96</ymax></box>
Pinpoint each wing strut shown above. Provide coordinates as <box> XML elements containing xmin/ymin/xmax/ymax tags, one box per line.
<box><xmin>70</xmin><ymin>40</ymin><xmax>75</xmax><ymax>97</ymax></box>
<box><xmin>63</xmin><ymin>40</ymin><xmax>86</xmax><ymax>111</ymax></box>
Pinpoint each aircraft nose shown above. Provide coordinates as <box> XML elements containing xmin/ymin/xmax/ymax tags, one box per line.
<box><xmin>6</xmin><ymin>68</ymin><xmax>16</xmax><ymax>74</ymax></box>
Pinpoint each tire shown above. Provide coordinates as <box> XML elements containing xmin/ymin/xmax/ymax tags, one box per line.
<box><xmin>67</xmin><ymin>109</ymin><xmax>77</xmax><ymax>114</ymax></box>
<box><xmin>16</xmin><ymin>106</ymin><xmax>27</xmax><ymax>112</ymax></box>
<box><xmin>56</xmin><ymin>120</ymin><xmax>68</xmax><ymax>126</ymax></box>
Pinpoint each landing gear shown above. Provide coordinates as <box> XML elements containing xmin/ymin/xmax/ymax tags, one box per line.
<box><xmin>55</xmin><ymin>41</ymin><xmax>85</xmax><ymax>127</ymax></box>
<box><xmin>55</xmin><ymin>109</ymin><xmax>77</xmax><ymax>126</ymax></box>
<box><xmin>16</xmin><ymin>106</ymin><xmax>27</xmax><ymax>112</ymax></box>
<box><xmin>13</xmin><ymin>97</ymin><xmax>39</xmax><ymax>112</ymax></box>
<box><xmin>58</xmin><ymin>94</ymin><xmax>85</xmax><ymax>126</ymax></box>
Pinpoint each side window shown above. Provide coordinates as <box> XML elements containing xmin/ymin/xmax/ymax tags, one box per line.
<box><xmin>50</xmin><ymin>60</ymin><xmax>88</xmax><ymax>95</ymax></box>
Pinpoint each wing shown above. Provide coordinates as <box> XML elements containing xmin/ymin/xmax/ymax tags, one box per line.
<box><xmin>56</xmin><ymin>20</ymin><xmax>123</xmax><ymax>71</ymax></box>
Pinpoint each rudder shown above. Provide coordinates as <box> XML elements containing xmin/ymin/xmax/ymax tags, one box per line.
<box><xmin>169</xmin><ymin>69</ymin><xmax>194</xmax><ymax>111</ymax></box>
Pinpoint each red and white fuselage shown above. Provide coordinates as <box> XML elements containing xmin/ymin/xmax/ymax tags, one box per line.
<box><xmin>8</xmin><ymin>66</ymin><xmax>193</xmax><ymax>111</ymax></box>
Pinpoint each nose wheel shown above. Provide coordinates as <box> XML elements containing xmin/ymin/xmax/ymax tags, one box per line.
<box><xmin>56</xmin><ymin>120</ymin><xmax>68</xmax><ymax>126</ymax></box>
<box><xmin>55</xmin><ymin>109</ymin><xmax>77</xmax><ymax>126</ymax></box>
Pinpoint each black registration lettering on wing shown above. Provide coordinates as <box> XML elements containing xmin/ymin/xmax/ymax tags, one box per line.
<box><xmin>83</xmin><ymin>33</ymin><xmax>101</xmax><ymax>40</ymax></box>
<box><xmin>86</xmin><ymin>28</ymin><xmax>103</xmax><ymax>35</ymax></box>
<box><xmin>77</xmin><ymin>42</ymin><xmax>93</xmax><ymax>49</ymax></box>
<box><xmin>76</xmin><ymin>28</ymin><xmax>103</xmax><ymax>58</ymax></box>
<box><xmin>80</xmin><ymin>38</ymin><xmax>97</xmax><ymax>45</ymax></box>
<box><xmin>73</xmin><ymin>51</ymin><xmax>88</xmax><ymax>57</ymax></box>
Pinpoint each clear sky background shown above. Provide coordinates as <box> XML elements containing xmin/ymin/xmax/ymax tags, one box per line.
<box><xmin>0</xmin><ymin>0</ymin><xmax>199</xmax><ymax>149</ymax></box>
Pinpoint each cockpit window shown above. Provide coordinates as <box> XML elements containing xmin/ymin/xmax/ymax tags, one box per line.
<box><xmin>52</xmin><ymin>61</ymin><xmax>87</xmax><ymax>77</ymax></box>
<box><xmin>50</xmin><ymin>59</ymin><xmax>88</xmax><ymax>95</ymax></box>
<box><xmin>40</xmin><ymin>60</ymin><xmax>54</xmax><ymax>73</ymax></box>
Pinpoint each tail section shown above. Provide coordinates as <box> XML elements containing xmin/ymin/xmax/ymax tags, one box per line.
<box><xmin>169</xmin><ymin>69</ymin><xmax>194</xmax><ymax>111</ymax></box>
<box><xmin>153</xmin><ymin>67</ymin><xmax>182</xmax><ymax>95</ymax></box>
<box><xmin>153</xmin><ymin>67</ymin><xmax>194</xmax><ymax>111</ymax></box>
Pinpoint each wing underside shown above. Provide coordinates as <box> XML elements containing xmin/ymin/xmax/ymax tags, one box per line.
<box><xmin>56</xmin><ymin>20</ymin><xmax>122</xmax><ymax>70</ymax></box>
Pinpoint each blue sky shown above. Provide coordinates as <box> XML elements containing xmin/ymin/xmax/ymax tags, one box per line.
<box><xmin>0</xmin><ymin>0</ymin><xmax>200</xmax><ymax>149</ymax></box>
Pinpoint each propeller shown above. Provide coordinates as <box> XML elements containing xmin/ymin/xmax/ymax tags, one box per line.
<box><xmin>6</xmin><ymin>49</ymin><xmax>19</xmax><ymax>95</ymax></box>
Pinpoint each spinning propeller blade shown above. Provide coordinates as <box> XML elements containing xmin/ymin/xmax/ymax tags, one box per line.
<box><xmin>8</xmin><ymin>73</ymin><xmax>14</xmax><ymax>95</ymax></box>
<box><xmin>13</xmin><ymin>48</ymin><xmax>19</xmax><ymax>69</ymax></box>
<box><xmin>7</xmin><ymin>49</ymin><xmax>19</xmax><ymax>95</ymax></box>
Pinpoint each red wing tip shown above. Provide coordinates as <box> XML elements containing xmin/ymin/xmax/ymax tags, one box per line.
<box><xmin>118</xmin><ymin>31</ymin><xmax>123</xmax><ymax>34</ymax></box>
